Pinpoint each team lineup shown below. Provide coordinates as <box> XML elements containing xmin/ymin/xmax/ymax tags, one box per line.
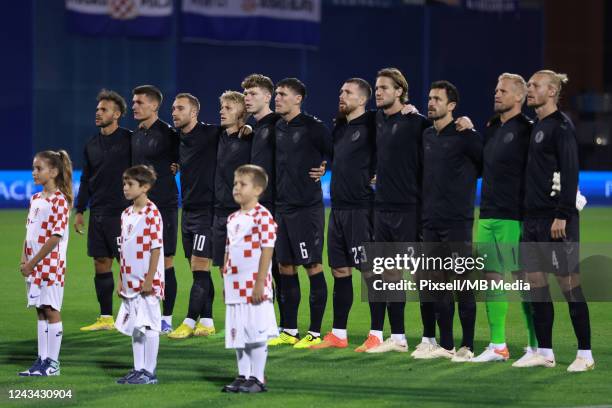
<box><xmin>17</xmin><ymin>67</ymin><xmax>594</xmax><ymax>392</ymax></box>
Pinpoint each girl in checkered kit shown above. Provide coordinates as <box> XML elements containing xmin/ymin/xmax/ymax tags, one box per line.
<box><xmin>19</xmin><ymin>150</ymin><xmax>73</xmax><ymax>377</ymax></box>
<box><xmin>222</xmin><ymin>165</ymin><xmax>278</xmax><ymax>394</ymax></box>
<box><xmin>115</xmin><ymin>165</ymin><xmax>165</xmax><ymax>385</ymax></box>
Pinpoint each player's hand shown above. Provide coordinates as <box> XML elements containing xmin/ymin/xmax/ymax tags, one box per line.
<box><xmin>74</xmin><ymin>212</ymin><xmax>85</xmax><ymax>235</ymax></box>
<box><xmin>401</xmin><ymin>104</ymin><xmax>419</xmax><ymax>115</ymax></box>
<box><xmin>550</xmin><ymin>171</ymin><xmax>561</xmax><ymax>197</ymax></box>
<box><xmin>141</xmin><ymin>278</ymin><xmax>153</xmax><ymax>295</ymax></box>
<box><xmin>170</xmin><ymin>162</ymin><xmax>180</xmax><ymax>175</ymax></box>
<box><xmin>309</xmin><ymin>161</ymin><xmax>327</xmax><ymax>182</ymax></box>
<box><xmin>20</xmin><ymin>261</ymin><xmax>33</xmax><ymax>277</ymax></box>
<box><xmin>551</xmin><ymin>218</ymin><xmax>567</xmax><ymax>240</ymax></box>
<box><xmin>370</xmin><ymin>175</ymin><xmax>377</xmax><ymax>186</ymax></box>
<box><xmin>116</xmin><ymin>286</ymin><xmax>125</xmax><ymax>299</ymax></box>
<box><xmin>576</xmin><ymin>190</ymin><xmax>587</xmax><ymax>211</ymax></box>
<box><xmin>251</xmin><ymin>282</ymin><xmax>265</xmax><ymax>305</ymax></box>
<box><xmin>455</xmin><ymin>116</ymin><xmax>474</xmax><ymax>131</ymax></box>
<box><xmin>239</xmin><ymin>124</ymin><xmax>253</xmax><ymax>137</ymax></box>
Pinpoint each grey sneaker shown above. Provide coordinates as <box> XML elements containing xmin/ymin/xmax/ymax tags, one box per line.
<box><xmin>18</xmin><ymin>357</ymin><xmax>43</xmax><ymax>376</ymax></box>
<box><xmin>239</xmin><ymin>376</ymin><xmax>267</xmax><ymax>393</ymax></box>
<box><xmin>127</xmin><ymin>369</ymin><xmax>158</xmax><ymax>384</ymax></box>
<box><xmin>117</xmin><ymin>369</ymin><xmax>142</xmax><ymax>384</ymax></box>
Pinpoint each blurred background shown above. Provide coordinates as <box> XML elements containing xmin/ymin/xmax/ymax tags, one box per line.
<box><xmin>2</xmin><ymin>0</ymin><xmax>612</xmax><ymax>207</ymax></box>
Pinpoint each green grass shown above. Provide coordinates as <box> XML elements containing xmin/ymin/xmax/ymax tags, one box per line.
<box><xmin>1</xmin><ymin>208</ymin><xmax>611</xmax><ymax>407</ymax></box>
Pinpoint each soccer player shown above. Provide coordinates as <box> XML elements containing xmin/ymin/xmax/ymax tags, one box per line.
<box><xmin>131</xmin><ymin>85</ymin><xmax>179</xmax><ymax>333</ymax></box>
<box><xmin>267</xmin><ymin>78</ymin><xmax>332</xmax><ymax>349</ymax></box>
<box><xmin>166</xmin><ymin>93</ymin><xmax>219</xmax><ymax>339</ymax></box>
<box><xmin>460</xmin><ymin>74</ymin><xmax>536</xmax><ymax>363</ymax></box>
<box><xmin>19</xmin><ymin>150</ymin><xmax>72</xmax><ymax>376</ymax></box>
<box><xmin>241</xmin><ymin>74</ymin><xmax>286</xmax><ymax>330</ymax></box>
<box><xmin>222</xmin><ymin>165</ymin><xmax>278</xmax><ymax>393</ymax></box>
<box><xmin>420</xmin><ymin>80</ymin><xmax>482</xmax><ymax>362</ymax></box>
<box><xmin>115</xmin><ymin>165</ymin><xmax>164</xmax><ymax>385</ymax></box>
<box><xmin>310</xmin><ymin>78</ymin><xmax>376</xmax><ymax>349</ymax></box>
<box><xmin>363</xmin><ymin>68</ymin><xmax>431</xmax><ymax>353</ymax></box>
<box><xmin>211</xmin><ymin>91</ymin><xmax>253</xmax><ymax>288</ymax></box>
<box><xmin>513</xmin><ymin>70</ymin><xmax>594</xmax><ymax>371</ymax></box>
<box><xmin>77</xmin><ymin>89</ymin><xmax>132</xmax><ymax>332</ymax></box>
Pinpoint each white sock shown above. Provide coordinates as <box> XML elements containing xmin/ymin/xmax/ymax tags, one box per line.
<box><xmin>369</xmin><ymin>330</ymin><xmax>383</xmax><ymax>342</ymax></box>
<box><xmin>132</xmin><ymin>330</ymin><xmax>146</xmax><ymax>371</ymax></box>
<box><xmin>162</xmin><ymin>315</ymin><xmax>172</xmax><ymax>326</ymax></box>
<box><xmin>308</xmin><ymin>331</ymin><xmax>320</xmax><ymax>338</ymax></box>
<box><xmin>391</xmin><ymin>334</ymin><xmax>406</xmax><ymax>344</ymax></box>
<box><xmin>492</xmin><ymin>342</ymin><xmax>507</xmax><ymax>350</ymax></box>
<box><xmin>422</xmin><ymin>336</ymin><xmax>436</xmax><ymax>345</ymax></box>
<box><xmin>37</xmin><ymin>320</ymin><xmax>48</xmax><ymax>360</ymax></box>
<box><xmin>527</xmin><ymin>346</ymin><xmax>537</xmax><ymax>353</ymax></box>
<box><xmin>577</xmin><ymin>349</ymin><xmax>593</xmax><ymax>361</ymax></box>
<box><xmin>144</xmin><ymin>329</ymin><xmax>159</xmax><ymax>374</ymax></box>
<box><xmin>246</xmin><ymin>342</ymin><xmax>267</xmax><ymax>383</ymax></box>
<box><xmin>332</xmin><ymin>328</ymin><xmax>347</xmax><ymax>340</ymax></box>
<box><xmin>183</xmin><ymin>318</ymin><xmax>196</xmax><ymax>329</ymax></box>
<box><xmin>538</xmin><ymin>348</ymin><xmax>555</xmax><ymax>359</ymax></box>
<box><xmin>46</xmin><ymin>322</ymin><xmax>63</xmax><ymax>361</ymax></box>
<box><xmin>236</xmin><ymin>348</ymin><xmax>251</xmax><ymax>378</ymax></box>
<box><xmin>284</xmin><ymin>328</ymin><xmax>298</xmax><ymax>336</ymax></box>
<box><xmin>199</xmin><ymin>318</ymin><xmax>214</xmax><ymax>327</ymax></box>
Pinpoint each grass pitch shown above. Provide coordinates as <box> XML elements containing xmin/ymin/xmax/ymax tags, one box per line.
<box><xmin>1</xmin><ymin>208</ymin><xmax>611</xmax><ymax>407</ymax></box>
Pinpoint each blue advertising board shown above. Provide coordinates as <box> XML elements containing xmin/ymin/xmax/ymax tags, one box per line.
<box><xmin>0</xmin><ymin>170</ymin><xmax>610</xmax><ymax>209</ymax></box>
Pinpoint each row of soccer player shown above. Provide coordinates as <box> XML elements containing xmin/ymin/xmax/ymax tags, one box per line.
<box><xmin>66</xmin><ymin>68</ymin><xmax>592</xmax><ymax>373</ymax></box>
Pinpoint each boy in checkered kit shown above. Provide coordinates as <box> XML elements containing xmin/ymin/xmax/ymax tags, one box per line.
<box><xmin>115</xmin><ymin>165</ymin><xmax>165</xmax><ymax>385</ymax></box>
<box><xmin>19</xmin><ymin>150</ymin><xmax>73</xmax><ymax>377</ymax></box>
<box><xmin>222</xmin><ymin>164</ymin><xmax>278</xmax><ymax>393</ymax></box>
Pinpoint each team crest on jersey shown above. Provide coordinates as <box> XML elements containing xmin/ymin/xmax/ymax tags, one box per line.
<box><xmin>504</xmin><ymin>132</ymin><xmax>514</xmax><ymax>143</ymax></box>
<box><xmin>351</xmin><ymin>130</ymin><xmax>361</xmax><ymax>142</ymax></box>
<box><xmin>535</xmin><ymin>131</ymin><xmax>545</xmax><ymax>143</ymax></box>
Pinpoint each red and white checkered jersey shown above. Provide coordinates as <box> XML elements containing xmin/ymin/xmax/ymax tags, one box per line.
<box><xmin>24</xmin><ymin>191</ymin><xmax>70</xmax><ymax>288</ymax></box>
<box><xmin>224</xmin><ymin>204</ymin><xmax>277</xmax><ymax>304</ymax></box>
<box><xmin>119</xmin><ymin>200</ymin><xmax>165</xmax><ymax>299</ymax></box>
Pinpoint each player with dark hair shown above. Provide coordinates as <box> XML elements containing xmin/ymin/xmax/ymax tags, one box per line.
<box><xmin>77</xmin><ymin>89</ymin><xmax>132</xmax><ymax>332</ymax></box>
<box><xmin>418</xmin><ymin>80</ymin><xmax>482</xmax><ymax>362</ymax></box>
<box><xmin>267</xmin><ymin>77</ymin><xmax>332</xmax><ymax>349</ymax></box>
<box><xmin>131</xmin><ymin>84</ymin><xmax>180</xmax><ymax>334</ymax></box>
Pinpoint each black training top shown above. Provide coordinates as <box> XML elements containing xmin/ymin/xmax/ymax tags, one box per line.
<box><xmin>75</xmin><ymin>126</ymin><xmax>132</xmax><ymax>216</ymax></box>
<box><xmin>131</xmin><ymin>118</ymin><xmax>179</xmax><ymax>209</ymax></box>
<box><xmin>251</xmin><ymin>112</ymin><xmax>280</xmax><ymax>208</ymax></box>
<box><xmin>375</xmin><ymin>110</ymin><xmax>431</xmax><ymax>211</ymax></box>
<box><xmin>524</xmin><ymin>110</ymin><xmax>579</xmax><ymax>220</ymax></box>
<box><xmin>275</xmin><ymin>112</ymin><xmax>332</xmax><ymax>211</ymax></box>
<box><xmin>179</xmin><ymin>122</ymin><xmax>222</xmax><ymax>211</ymax></box>
<box><xmin>214</xmin><ymin>130</ymin><xmax>252</xmax><ymax>217</ymax></box>
<box><xmin>331</xmin><ymin>111</ymin><xmax>376</xmax><ymax>210</ymax></box>
<box><xmin>422</xmin><ymin>121</ymin><xmax>483</xmax><ymax>228</ymax></box>
<box><xmin>480</xmin><ymin>113</ymin><xmax>532</xmax><ymax>221</ymax></box>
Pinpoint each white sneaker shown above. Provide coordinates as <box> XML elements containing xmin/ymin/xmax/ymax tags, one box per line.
<box><xmin>365</xmin><ymin>338</ymin><xmax>408</xmax><ymax>353</ymax></box>
<box><xmin>411</xmin><ymin>342</ymin><xmax>437</xmax><ymax>359</ymax></box>
<box><xmin>512</xmin><ymin>348</ymin><xmax>537</xmax><ymax>367</ymax></box>
<box><xmin>512</xmin><ymin>353</ymin><xmax>555</xmax><ymax>368</ymax></box>
<box><xmin>567</xmin><ymin>357</ymin><xmax>595</xmax><ymax>372</ymax></box>
<box><xmin>471</xmin><ymin>346</ymin><xmax>510</xmax><ymax>363</ymax></box>
<box><xmin>451</xmin><ymin>346</ymin><xmax>474</xmax><ymax>362</ymax></box>
<box><xmin>426</xmin><ymin>345</ymin><xmax>455</xmax><ymax>359</ymax></box>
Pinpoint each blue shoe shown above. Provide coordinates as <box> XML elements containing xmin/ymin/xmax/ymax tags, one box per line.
<box><xmin>18</xmin><ymin>357</ymin><xmax>43</xmax><ymax>376</ymax></box>
<box><xmin>160</xmin><ymin>321</ymin><xmax>172</xmax><ymax>335</ymax></box>
<box><xmin>127</xmin><ymin>369</ymin><xmax>157</xmax><ymax>384</ymax></box>
<box><xmin>117</xmin><ymin>369</ymin><xmax>141</xmax><ymax>384</ymax></box>
<box><xmin>31</xmin><ymin>358</ymin><xmax>60</xmax><ymax>376</ymax></box>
